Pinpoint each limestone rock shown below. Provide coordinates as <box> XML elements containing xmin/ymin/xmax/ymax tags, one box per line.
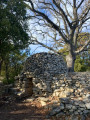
<box><xmin>85</xmin><ymin>103</ymin><xmax>90</xmax><ymax>109</ymax></box>
<box><xmin>40</xmin><ymin>100</ymin><xmax>46</xmax><ymax>106</ymax></box>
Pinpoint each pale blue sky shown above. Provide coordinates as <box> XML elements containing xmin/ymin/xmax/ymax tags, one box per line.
<box><xmin>25</xmin><ymin>0</ymin><xmax>90</xmax><ymax>55</ymax></box>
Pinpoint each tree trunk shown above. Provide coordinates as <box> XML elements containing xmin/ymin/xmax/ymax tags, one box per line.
<box><xmin>5</xmin><ymin>63</ymin><xmax>9</xmax><ymax>81</ymax></box>
<box><xmin>0</xmin><ymin>60</ymin><xmax>3</xmax><ymax>75</ymax></box>
<box><xmin>66</xmin><ymin>52</ymin><xmax>76</xmax><ymax>72</ymax></box>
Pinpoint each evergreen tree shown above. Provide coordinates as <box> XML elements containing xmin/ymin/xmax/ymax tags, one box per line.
<box><xmin>0</xmin><ymin>0</ymin><xmax>30</xmax><ymax>76</ymax></box>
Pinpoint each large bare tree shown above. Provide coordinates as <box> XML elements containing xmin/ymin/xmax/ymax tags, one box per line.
<box><xmin>26</xmin><ymin>0</ymin><xmax>90</xmax><ymax>72</ymax></box>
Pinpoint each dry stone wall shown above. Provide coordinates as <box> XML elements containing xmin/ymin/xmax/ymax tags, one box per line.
<box><xmin>14</xmin><ymin>72</ymin><xmax>90</xmax><ymax>119</ymax></box>
<box><xmin>22</xmin><ymin>52</ymin><xmax>67</xmax><ymax>77</ymax></box>
<box><xmin>16</xmin><ymin>72</ymin><xmax>90</xmax><ymax>99</ymax></box>
<box><xmin>14</xmin><ymin>52</ymin><xmax>67</xmax><ymax>97</ymax></box>
<box><xmin>14</xmin><ymin>52</ymin><xmax>90</xmax><ymax>119</ymax></box>
<box><xmin>46</xmin><ymin>72</ymin><xmax>90</xmax><ymax>119</ymax></box>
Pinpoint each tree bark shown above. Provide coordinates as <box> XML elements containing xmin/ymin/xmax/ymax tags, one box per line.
<box><xmin>0</xmin><ymin>60</ymin><xmax>3</xmax><ymax>75</ymax></box>
<box><xmin>66</xmin><ymin>52</ymin><xmax>76</xmax><ymax>72</ymax></box>
<box><xmin>5</xmin><ymin>63</ymin><xmax>9</xmax><ymax>81</ymax></box>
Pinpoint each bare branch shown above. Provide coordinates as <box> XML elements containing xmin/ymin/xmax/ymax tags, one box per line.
<box><xmin>79</xmin><ymin>7</ymin><xmax>90</xmax><ymax>21</ymax></box>
<box><xmin>62</xmin><ymin>16</ymin><xmax>69</xmax><ymax>37</ymax></box>
<box><xmin>64</xmin><ymin>4</ymin><xmax>73</xmax><ymax>21</ymax></box>
<box><xmin>77</xmin><ymin>0</ymin><xmax>84</xmax><ymax>9</ymax></box>
<box><xmin>79</xmin><ymin>16</ymin><xmax>90</xmax><ymax>29</ymax></box>
<box><xmin>30</xmin><ymin>34</ymin><xmax>60</xmax><ymax>54</ymax></box>
<box><xmin>28</xmin><ymin>0</ymin><xmax>70</xmax><ymax>43</ymax></box>
<box><xmin>52</xmin><ymin>0</ymin><xmax>72</xmax><ymax>28</ymax></box>
<box><xmin>26</xmin><ymin>0</ymin><xmax>90</xmax><ymax>71</ymax></box>
<box><xmin>73</xmin><ymin>0</ymin><xmax>76</xmax><ymax>8</ymax></box>
<box><xmin>75</xmin><ymin>39</ymin><xmax>90</xmax><ymax>54</ymax></box>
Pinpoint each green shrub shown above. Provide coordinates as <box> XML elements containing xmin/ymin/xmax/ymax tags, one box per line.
<box><xmin>3</xmin><ymin>78</ymin><xmax>14</xmax><ymax>84</ymax></box>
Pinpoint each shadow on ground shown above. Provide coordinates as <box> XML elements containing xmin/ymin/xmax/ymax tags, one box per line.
<box><xmin>0</xmin><ymin>96</ymin><xmax>48</xmax><ymax>120</ymax></box>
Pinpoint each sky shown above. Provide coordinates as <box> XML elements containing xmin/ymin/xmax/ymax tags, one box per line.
<box><xmin>25</xmin><ymin>0</ymin><xmax>90</xmax><ymax>55</ymax></box>
<box><xmin>29</xmin><ymin>44</ymin><xmax>49</xmax><ymax>55</ymax></box>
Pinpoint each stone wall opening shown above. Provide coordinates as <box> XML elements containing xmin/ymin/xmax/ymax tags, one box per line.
<box><xmin>25</xmin><ymin>77</ymin><xmax>33</xmax><ymax>97</ymax></box>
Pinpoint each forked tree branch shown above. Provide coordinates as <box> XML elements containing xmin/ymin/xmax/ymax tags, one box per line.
<box><xmin>28</xmin><ymin>0</ymin><xmax>70</xmax><ymax>44</ymax></box>
<box><xmin>75</xmin><ymin>39</ymin><xmax>90</xmax><ymax>54</ymax></box>
<box><xmin>52</xmin><ymin>0</ymin><xmax>72</xmax><ymax>28</ymax></box>
<box><xmin>27</xmin><ymin>0</ymin><xmax>90</xmax><ymax>57</ymax></box>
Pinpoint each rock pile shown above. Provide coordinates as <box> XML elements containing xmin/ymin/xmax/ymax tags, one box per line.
<box><xmin>14</xmin><ymin>52</ymin><xmax>67</xmax><ymax>97</ymax></box>
<box><xmin>22</xmin><ymin>52</ymin><xmax>67</xmax><ymax>77</ymax></box>
<box><xmin>52</xmin><ymin>72</ymin><xmax>90</xmax><ymax>99</ymax></box>
<box><xmin>48</xmin><ymin>97</ymin><xmax>90</xmax><ymax>119</ymax></box>
<box><xmin>13</xmin><ymin>52</ymin><xmax>90</xmax><ymax>119</ymax></box>
<box><xmin>14</xmin><ymin>72</ymin><xmax>90</xmax><ymax>119</ymax></box>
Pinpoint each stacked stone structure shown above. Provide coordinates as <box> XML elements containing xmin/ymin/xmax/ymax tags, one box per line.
<box><xmin>47</xmin><ymin>72</ymin><xmax>90</xmax><ymax>119</ymax></box>
<box><xmin>22</xmin><ymin>52</ymin><xmax>67</xmax><ymax>76</ymax></box>
<box><xmin>14</xmin><ymin>52</ymin><xmax>90</xmax><ymax>119</ymax></box>
<box><xmin>14</xmin><ymin>52</ymin><xmax>67</xmax><ymax>97</ymax></box>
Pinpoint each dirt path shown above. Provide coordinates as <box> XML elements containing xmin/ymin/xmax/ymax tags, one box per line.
<box><xmin>0</xmin><ymin>96</ymin><xmax>49</xmax><ymax>120</ymax></box>
<box><xmin>0</xmin><ymin>95</ymin><xmax>90</xmax><ymax>120</ymax></box>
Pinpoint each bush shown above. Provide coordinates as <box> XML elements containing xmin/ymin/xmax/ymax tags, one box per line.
<box><xmin>3</xmin><ymin>78</ymin><xmax>14</xmax><ymax>85</ymax></box>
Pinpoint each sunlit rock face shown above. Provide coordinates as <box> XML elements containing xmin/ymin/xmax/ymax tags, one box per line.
<box><xmin>22</xmin><ymin>52</ymin><xmax>67</xmax><ymax>77</ymax></box>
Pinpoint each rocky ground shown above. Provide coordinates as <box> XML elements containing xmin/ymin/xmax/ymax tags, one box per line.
<box><xmin>0</xmin><ymin>95</ymin><xmax>90</xmax><ymax>120</ymax></box>
<box><xmin>0</xmin><ymin>95</ymin><xmax>49</xmax><ymax>120</ymax></box>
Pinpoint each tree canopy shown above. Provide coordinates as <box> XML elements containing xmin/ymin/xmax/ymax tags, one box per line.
<box><xmin>26</xmin><ymin>0</ymin><xmax>90</xmax><ymax>71</ymax></box>
<box><xmin>0</xmin><ymin>0</ymin><xmax>30</xmax><ymax>81</ymax></box>
<box><xmin>0</xmin><ymin>0</ymin><xmax>29</xmax><ymax>59</ymax></box>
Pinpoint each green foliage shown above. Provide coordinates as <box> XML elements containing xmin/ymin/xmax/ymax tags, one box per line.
<box><xmin>77</xmin><ymin>32</ymin><xmax>90</xmax><ymax>48</ymax></box>
<box><xmin>59</xmin><ymin>46</ymin><xmax>68</xmax><ymax>56</ymax></box>
<box><xmin>0</xmin><ymin>0</ymin><xmax>29</xmax><ymax>58</ymax></box>
<box><xmin>1</xmin><ymin>51</ymin><xmax>27</xmax><ymax>84</ymax></box>
<box><xmin>2</xmin><ymin>78</ymin><xmax>8</xmax><ymax>85</ymax></box>
<box><xmin>74</xmin><ymin>56</ymin><xmax>86</xmax><ymax>72</ymax></box>
<box><xmin>74</xmin><ymin>32</ymin><xmax>90</xmax><ymax>72</ymax></box>
<box><xmin>3</xmin><ymin>78</ymin><xmax>14</xmax><ymax>85</ymax></box>
<box><xmin>74</xmin><ymin>55</ymin><xmax>90</xmax><ymax>72</ymax></box>
<box><xmin>0</xmin><ymin>0</ymin><xmax>30</xmax><ymax>83</ymax></box>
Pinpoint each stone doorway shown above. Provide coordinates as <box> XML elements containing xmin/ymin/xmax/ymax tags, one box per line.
<box><xmin>24</xmin><ymin>77</ymin><xmax>33</xmax><ymax>97</ymax></box>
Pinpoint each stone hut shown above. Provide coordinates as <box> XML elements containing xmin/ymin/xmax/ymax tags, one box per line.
<box><xmin>14</xmin><ymin>53</ymin><xmax>90</xmax><ymax>118</ymax></box>
<box><xmin>15</xmin><ymin>52</ymin><xmax>67</xmax><ymax>97</ymax></box>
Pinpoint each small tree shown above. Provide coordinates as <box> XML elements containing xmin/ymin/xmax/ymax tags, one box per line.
<box><xmin>26</xmin><ymin>0</ymin><xmax>90</xmax><ymax>72</ymax></box>
<box><xmin>1</xmin><ymin>50</ymin><xmax>27</xmax><ymax>84</ymax></box>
